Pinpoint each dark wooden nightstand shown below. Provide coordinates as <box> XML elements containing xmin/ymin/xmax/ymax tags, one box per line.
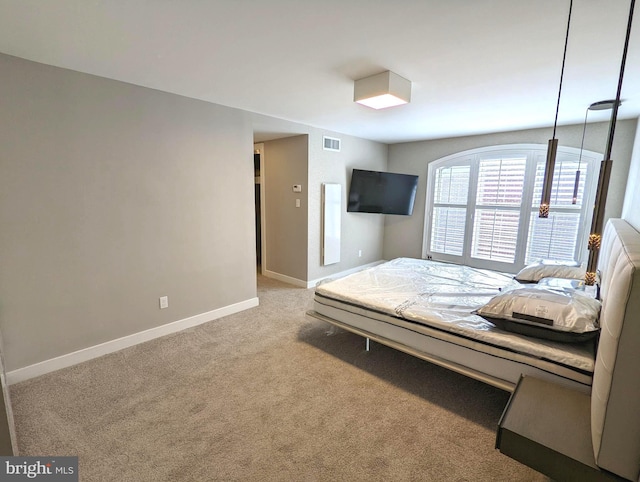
<box><xmin>496</xmin><ymin>375</ymin><xmax>625</xmax><ymax>481</ymax></box>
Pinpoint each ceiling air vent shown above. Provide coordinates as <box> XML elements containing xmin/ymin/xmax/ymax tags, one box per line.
<box><xmin>323</xmin><ymin>136</ymin><xmax>341</xmax><ymax>152</ymax></box>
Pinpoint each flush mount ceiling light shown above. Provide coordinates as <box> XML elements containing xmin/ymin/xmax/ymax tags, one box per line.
<box><xmin>354</xmin><ymin>71</ymin><xmax>411</xmax><ymax>109</ymax></box>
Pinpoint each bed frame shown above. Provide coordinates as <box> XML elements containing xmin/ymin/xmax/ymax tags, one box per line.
<box><xmin>307</xmin><ymin>305</ymin><xmax>592</xmax><ymax>393</ymax></box>
<box><xmin>308</xmin><ymin>263</ymin><xmax>595</xmax><ymax>394</ymax></box>
<box><xmin>306</xmin><ymin>218</ymin><xmax>640</xmax><ymax>480</ymax></box>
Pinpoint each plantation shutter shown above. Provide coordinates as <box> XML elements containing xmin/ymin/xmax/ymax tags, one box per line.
<box><xmin>471</xmin><ymin>157</ymin><xmax>526</xmax><ymax>263</ymax></box>
<box><xmin>425</xmin><ymin>145</ymin><xmax>598</xmax><ymax>272</ymax></box>
<box><xmin>430</xmin><ymin>165</ymin><xmax>470</xmax><ymax>256</ymax></box>
<box><xmin>525</xmin><ymin>157</ymin><xmax>587</xmax><ymax>264</ymax></box>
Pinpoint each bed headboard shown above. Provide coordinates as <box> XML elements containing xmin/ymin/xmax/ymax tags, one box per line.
<box><xmin>591</xmin><ymin>218</ymin><xmax>640</xmax><ymax>481</ymax></box>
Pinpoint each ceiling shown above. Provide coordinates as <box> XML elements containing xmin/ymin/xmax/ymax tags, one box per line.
<box><xmin>0</xmin><ymin>0</ymin><xmax>638</xmax><ymax>144</ymax></box>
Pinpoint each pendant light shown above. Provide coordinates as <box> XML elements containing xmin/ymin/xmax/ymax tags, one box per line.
<box><xmin>584</xmin><ymin>0</ymin><xmax>635</xmax><ymax>286</ymax></box>
<box><xmin>573</xmin><ymin>108</ymin><xmax>588</xmax><ymax>204</ymax></box>
<box><xmin>539</xmin><ymin>0</ymin><xmax>573</xmax><ymax>218</ymax></box>
<box><xmin>572</xmin><ymin>100</ymin><xmax>620</xmax><ymax>205</ymax></box>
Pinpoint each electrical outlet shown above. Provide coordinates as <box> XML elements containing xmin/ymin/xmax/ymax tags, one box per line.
<box><xmin>159</xmin><ymin>296</ymin><xmax>169</xmax><ymax>309</ymax></box>
<box><xmin>358</xmin><ymin>250</ymin><xmax>362</xmax><ymax>257</ymax></box>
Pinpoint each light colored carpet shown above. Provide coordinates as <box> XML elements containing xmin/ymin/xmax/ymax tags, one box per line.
<box><xmin>10</xmin><ymin>275</ymin><xmax>547</xmax><ymax>481</ymax></box>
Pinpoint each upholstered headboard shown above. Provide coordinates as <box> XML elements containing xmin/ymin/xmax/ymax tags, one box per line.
<box><xmin>591</xmin><ymin>218</ymin><xmax>640</xmax><ymax>481</ymax></box>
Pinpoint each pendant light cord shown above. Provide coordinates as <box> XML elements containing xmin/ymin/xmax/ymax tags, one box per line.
<box><xmin>552</xmin><ymin>0</ymin><xmax>573</xmax><ymax>139</ymax></box>
<box><xmin>585</xmin><ymin>0</ymin><xmax>636</xmax><ymax>284</ymax></box>
<box><xmin>578</xmin><ymin>107</ymin><xmax>589</xmax><ymax>167</ymax></box>
<box><xmin>604</xmin><ymin>0</ymin><xmax>635</xmax><ymax>159</ymax></box>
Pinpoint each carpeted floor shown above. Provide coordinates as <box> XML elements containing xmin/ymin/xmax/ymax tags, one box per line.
<box><xmin>10</xmin><ymin>275</ymin><xmax>547</xmax><ymax>481</ymax></box>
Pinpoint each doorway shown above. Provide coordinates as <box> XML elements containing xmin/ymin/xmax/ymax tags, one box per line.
<box><xmin>254</xmin><ymin>143</ymin><xmax>265</xmax><ymax>273</ymax></box>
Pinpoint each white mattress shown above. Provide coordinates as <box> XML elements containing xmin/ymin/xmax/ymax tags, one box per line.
<box><xmin>314</xmin><ymin>258</ymin><xmax>595</xmax><ymax>381</ymax></box>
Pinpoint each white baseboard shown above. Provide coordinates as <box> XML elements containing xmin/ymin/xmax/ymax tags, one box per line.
<box><xmin>6</xmin><ymin>297</ymin><xmax>259</xmax><ymax>385</ymax></box>
<box><xmin>261</xmin><ymin>269</ymin><xmax>307</xmax><ymax>288</ymax></box>
<box><xmin>263</xmin><ymin>261</ymin><xmax>385</xmax><ymax>289</ymax></box>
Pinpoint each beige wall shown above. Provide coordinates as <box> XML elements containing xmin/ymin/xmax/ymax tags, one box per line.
<box><xmin>0</xmin><ymin>54</ymin><xmax>257</xmax><ymax>371</ymax></box>
<box><xmin>385</xmin><ymin>119</ymin><xmax>638</xmax><ymax>260</ymax></box>
<box><xmin>262</xmin><ymin>135</ymin><xmax>309</xmax><ymax>281</ymax></box>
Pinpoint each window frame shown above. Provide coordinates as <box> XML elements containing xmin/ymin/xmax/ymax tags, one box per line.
<box><xmin>422</xmin><ymin>144</ymin><xmax>601</xmax><ymax>273</ymax></box>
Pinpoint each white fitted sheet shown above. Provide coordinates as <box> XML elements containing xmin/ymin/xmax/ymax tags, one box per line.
<box><xmin>314</xmin><ymin>258</ymin><xmax>595</xmax><ymax>376</ymax></box>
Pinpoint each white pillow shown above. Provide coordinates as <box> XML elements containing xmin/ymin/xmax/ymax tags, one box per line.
<box><xmin>537</xmin><ymin>277</ymin><xmax>584</xmax><ymax>291</ymax></box>
<box><xmin>537</xmin><ymin>277</ymin><xmax>600</xmax><ymax>300</ymax></box>
<box><xmin>515</xmin><ymin>260</ymin><xmax>585</xmax><ymax>283</ymax></box>
<box><xmin>476</xmin><ymin>286</ymin><xmax>601</xmax><ymax>342</ymax></box>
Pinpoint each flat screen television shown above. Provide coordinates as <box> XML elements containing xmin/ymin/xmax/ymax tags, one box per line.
<box><xmin>347</xmin><ymin>169</ymin><xmax>418</xmax><ymax>215</ymax></box>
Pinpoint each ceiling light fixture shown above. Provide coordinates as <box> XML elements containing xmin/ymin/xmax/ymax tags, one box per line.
<box><xmin>354</xmin><ymin>71</ymin><xmax>411</xmax><ymax>109</ymax></box>
<box><xmin>585</xmin><ymin>0</ymin><xmax>635</xmax><ymax>286</ymax></box>
<box><xmin>539</xmin><ymin>0</ymin><xmax>573</xmax><ymax>218</ymax></box>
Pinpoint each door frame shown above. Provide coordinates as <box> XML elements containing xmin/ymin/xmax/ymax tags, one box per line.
<box><xmin>254</xmin><ymin>143</ymin><xmax>266</xmax><ymax>275</ymax></box>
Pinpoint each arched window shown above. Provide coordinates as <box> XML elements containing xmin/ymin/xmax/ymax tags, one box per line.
<box><xmin>422</xmin><ymin>144</ymin><xmax>601</xmax><ymax>273</ymax></box>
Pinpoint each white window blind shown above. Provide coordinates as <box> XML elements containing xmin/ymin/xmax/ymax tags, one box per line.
<box><xmin>471</xmin><ymin>157</ymin><xmax>526</xmax><ymax>263</ymax></box>
<box><xmin>430</xmin><ymin>165</ymin><xmax>469</xmax><ymax>256</ymax></box>
<box><xmin>526</xmin><ymin>157</ymin><xmax>588</xmax><ymax>264</ymax></box>
<box><xmin>431</xmin><ymin>207</ymin><xmax>466</xmax><ymax>256</ymax></box>
<box><xmin>526</xmin><ymin>212</ymin><xmax>581</xmax><ymax>263</ymax></box>
<box><xmin>424</xmin><ymin>145</ymin><xmax>600</xmax><ymax>273</ymax></box>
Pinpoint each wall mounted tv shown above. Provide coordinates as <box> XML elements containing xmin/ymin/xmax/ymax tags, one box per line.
<box><xmin>347</xmin><ymin>169</ymin><xmax>418</xmax><ymax>215</ymax></box>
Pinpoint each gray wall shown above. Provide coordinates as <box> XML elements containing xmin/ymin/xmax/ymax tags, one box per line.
<box><xmin>252</xmin><ymin>113</ymin><xmax>389</xmax><ymax>285</ymax></box>
<box><xmin>262</xmin><ymin>135</ymin><xmax>309</xmax><ymax>281</ymax></box>
<box><xmin>307</xmin><ymin>130</ymin><xmax>388</xmax><ymax>282</ymax></box>
<box><xmin>0</xmin><ymin>54</ymin><xmax>257</xmax><ymax>371</ymax></box>
<box><xmin>622</xmin><ymin>117</ymin><xmax>640</xmax><ymax>231</ymax></box>
<box><xmin>385</xmin><ymin>120</ymin><xmax>638</xmax><ymax>260</ymax></box>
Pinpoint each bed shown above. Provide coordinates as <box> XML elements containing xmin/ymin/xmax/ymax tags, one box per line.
<box><xmin>306</xmin><ymin>217</ymin><xmax>640</xmax><ymax>479</ymax></box>
<box><xmin>307</xmin><ymin>220</ymin><xmax>638</xmax><ymax>393</ymax></box>
<box><xmin>309</xmin><ymin>256</ymin><xmax>599</xmax><ymax>393</ymax></box>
